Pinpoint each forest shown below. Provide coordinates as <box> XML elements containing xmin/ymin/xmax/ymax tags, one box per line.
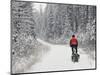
<box><xmin>36</xmin><ymin>3</ymin><xmax>96</xmax><ymax>45</ymax></box>
<box><xmin>11</xmin><ymin>0</ymin><xmax>96</xmax><ymax>73</ymax></box>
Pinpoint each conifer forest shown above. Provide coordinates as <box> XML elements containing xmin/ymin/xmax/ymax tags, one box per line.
<box><xmin>11</xmin><ymin>0</ymin><xmax>96</xmax><ymax>74</ymax></box>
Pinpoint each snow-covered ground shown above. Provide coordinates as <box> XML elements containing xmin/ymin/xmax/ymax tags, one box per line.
<box><xmin>26</xmin><ymin>38</ymin><xmax>95</xmax><ymax>73</ymax></box>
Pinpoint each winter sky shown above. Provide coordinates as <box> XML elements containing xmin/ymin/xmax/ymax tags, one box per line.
<box><xmin>32</xmin><ymin>3</ymin><xmax>47</xmax><ymax>13</ymax></box>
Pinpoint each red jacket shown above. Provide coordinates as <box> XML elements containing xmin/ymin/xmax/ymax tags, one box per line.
<box><xmin>70</xmin><ymin>37</ymin><xmax>78</xmax><ymax>46</ymax></box>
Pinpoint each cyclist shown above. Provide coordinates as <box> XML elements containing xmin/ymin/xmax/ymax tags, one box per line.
<box><xmin>70</xmin><ymin>35</ymin><xmax>78</xmax><ymax>55</ymax></box>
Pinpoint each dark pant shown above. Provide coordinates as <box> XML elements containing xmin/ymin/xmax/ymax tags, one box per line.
<box><xmin>71</xmin><ymin>45</ymin><xmax>77</xmax><ymax>54</ymax></box>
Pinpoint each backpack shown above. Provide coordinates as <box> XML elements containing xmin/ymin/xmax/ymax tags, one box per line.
<box><xmin>70</xmin><ymin>37</ymin><xmax>78</xmax><ymax>45</ymax></box>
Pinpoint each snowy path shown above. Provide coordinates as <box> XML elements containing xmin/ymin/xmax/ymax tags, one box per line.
<box><xmin>26</xmin><ymin>38</ymin><xmax>95</xmax><ymax>72</ymax></box>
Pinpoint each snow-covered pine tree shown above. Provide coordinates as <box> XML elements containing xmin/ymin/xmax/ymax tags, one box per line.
<box><xmin>45</xmin><ymin>4</ymin><xmax>55</xmax><ymax>40</ymax></box>
<box><xmin>11</xmin><ymin>0</ymin><xmax>37</xmax><ymax>73</ymax></box>
<box><xmin>12</xmin><ymin>0</ymin><xmax>36</xmax><ymax>37</ymax></box>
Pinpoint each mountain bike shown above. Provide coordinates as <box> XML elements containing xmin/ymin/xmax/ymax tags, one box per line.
<box><xmin>71</xmin><ymin>48</ymin><xmax>80</xmax><ymax>63</ymax></box>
